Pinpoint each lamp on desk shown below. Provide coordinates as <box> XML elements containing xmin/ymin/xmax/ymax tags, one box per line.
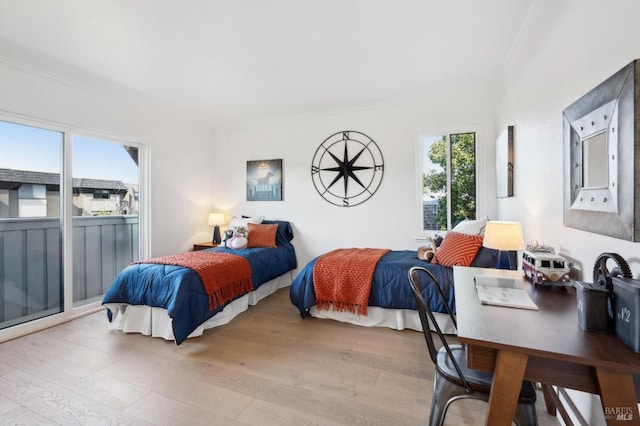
<box><xmin>208</xmin><ymin>213</ymin><xmax>225</xmax><ymax>244</ymax></box>
<box><xmin>482</xmin><ymin>221</ymin><xmax>524</xmax><ymax>270</ymax></box>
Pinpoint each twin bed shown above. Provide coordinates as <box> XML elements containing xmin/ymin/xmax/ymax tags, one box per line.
<box><xmin>289</xmin><ymin>250</ymin><xmax>457</xmax><ymax>332</ymax></box>
<box><xmin>103</xmin><ymin>217</ymin><xmax>497</xmax><ymax>344</ymax></box>
<box><xmin>289</xmin><ymin>237</ymin><xmax>500</xmax><ymax>334</ymax></box>
<box><xmin>102</xmin><ymin>219</ymin><xmax>297</xmax><ymax>344</ymax></box>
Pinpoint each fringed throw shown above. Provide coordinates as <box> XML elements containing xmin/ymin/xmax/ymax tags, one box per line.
<box><xmin>134</xmin><ymin>251</ymin><xmax>252</xmax><ymax>310</ymax></box>
<box><xmin>313</xmin><ymin>248</ymin><xmax>390</xmax><ymax>315</ymax></box>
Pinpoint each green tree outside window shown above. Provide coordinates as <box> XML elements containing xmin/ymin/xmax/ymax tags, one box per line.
<box><xmin>423</xmin><ymin>132</ymin><xmax>476</xmax><ymax>230</ymax></box>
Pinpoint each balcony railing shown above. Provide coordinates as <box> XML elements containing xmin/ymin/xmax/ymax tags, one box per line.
<box><xmin>0</xmin><ymin>215</ymin><xmax>138</xmax><ymax>329</ymax></box>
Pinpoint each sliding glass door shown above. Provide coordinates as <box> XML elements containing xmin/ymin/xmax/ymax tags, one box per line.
<box><xmin>0</xmin><ymin>118</ymin><xmax>143</xmax><ymax>332</ymax></box>
<box><xmin>0</xmin><ymin>120</ymin><xmax>63</xmax><ymax>328</ymax></box>
<box><xmin>72</xmin><ymin>136</ymin><xmax>139</xmax><ymax>307</ymax></box>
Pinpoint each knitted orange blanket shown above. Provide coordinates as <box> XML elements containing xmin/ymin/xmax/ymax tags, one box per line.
<box><xmin>136</xmin><ymin>251</ymin><xmax>252</xmax><ymax>310</ymax></box>
<box><xmin>313</xmin><ymin>248</ymin><xmax>390</xmax><ymax>315</ymax></box>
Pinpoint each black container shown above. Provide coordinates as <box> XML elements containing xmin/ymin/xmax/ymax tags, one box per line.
<box><xmin>611</xmin><ymin>277</ymin><xmax>640</xmax><ymax>353</ymax></box>
<box><xmin>574</xmin><ymin>280</ymin><xmax>610</xmax><ymax>332</ymax></box>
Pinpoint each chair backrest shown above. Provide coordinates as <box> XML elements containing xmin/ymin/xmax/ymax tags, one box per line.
<box><xmin>408</xmin><ymin>266</ymin><xmax>472</xmax><ymax>392</ymax></box>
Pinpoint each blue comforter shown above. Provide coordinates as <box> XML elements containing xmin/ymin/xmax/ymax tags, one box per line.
<box><xmin>289</xmin><ymin>250</ymin><xmax>455</xmax><ymax>317</ymax></box>
<box><xmin>103</xmin><ymin>220</ymin><xmax>297</xmax><ymax>344</ymax></box>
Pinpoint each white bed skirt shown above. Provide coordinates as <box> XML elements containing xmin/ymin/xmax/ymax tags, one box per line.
<box><xmin>309</xmin><ymin>305</ymin><xmax>456</xmax><ymax>335</ymax></box>
<box><xmin>103</xmin><ymin>272</ymin><xmax>293</xmax><ymax>342</ymax></box>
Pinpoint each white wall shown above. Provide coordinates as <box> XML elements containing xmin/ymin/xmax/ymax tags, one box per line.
<box><xmin>0</xmin><ymin>59</ymin><xmax>215</xmax><ymax>257</ymax></box>
<box><xmin>496</xmin><ymin>0</ymin><xmax>640</xmax><ymax>423</ymax></box>
<box><xmin>214</xmin><ymin>90</ymin><xmax>498</xmax><ymax>267</ymax></box>
<box><xmin>0</xmin><ymin>49</ymin><xmax>499</xmax><ymax>267</ymax></box>
<box><xmin>497</xmin><ymin>0</ymin><xmax>640</xmax><ymax>283</ymax></box>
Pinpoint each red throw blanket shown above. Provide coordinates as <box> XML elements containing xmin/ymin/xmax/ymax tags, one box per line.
<box><xmin>313</xmin><ymin>248</ymin><xmax>390</xmax><ymax>315</ymax></box>
<box><xmin>135</xmin><ymin>251</ymin><xmax>252</xmax><ymax>310</ymax></box>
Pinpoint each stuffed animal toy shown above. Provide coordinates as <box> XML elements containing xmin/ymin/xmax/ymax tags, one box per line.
<box><xmin>417</xmin><ymin>236</ymin><xmax>439</xmax><ymax>261</ymax></box>
<box><xmin>224</xmin><ymin>226</ymin><xmax>248</xmax><ymax>249</ymax></box>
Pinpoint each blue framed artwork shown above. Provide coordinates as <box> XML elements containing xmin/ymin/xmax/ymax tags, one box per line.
<box><xmin>246</xmin><ymin>159</ymin><xmax>283</xmax><ymax>201</ymax></box>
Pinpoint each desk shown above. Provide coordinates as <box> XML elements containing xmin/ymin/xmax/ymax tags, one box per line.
<box><xmin>454</xmin><ymin>266</ymin><xmax>640</xmax><ymax>425</ymax></box>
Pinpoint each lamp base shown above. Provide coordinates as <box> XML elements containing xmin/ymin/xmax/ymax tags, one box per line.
<box><xmin>496</xmin><ymin>250</ymin><xmax>515</xmax><ymax>270</ymax></box>
<box><xmin>212</xmin><ymin>225</ymin><xmax>221</xmax><ymax>244</ymax></box>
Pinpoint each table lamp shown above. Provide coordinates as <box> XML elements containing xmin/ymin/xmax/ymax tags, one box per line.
<box><xmin>208</xmin><ymin>213</ymin><xmax>225</xmax><ymax>244</ymax></box>
<box><xmin>482</xmin><ymin>221</ymin><xmax>524</xmax><ymax>270</ymax></box>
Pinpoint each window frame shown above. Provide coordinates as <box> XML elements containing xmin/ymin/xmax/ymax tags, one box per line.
<box><xmin>415</xmin><ymin>126</ymin><xmax>487</xmax><ymax>240</ymax></box>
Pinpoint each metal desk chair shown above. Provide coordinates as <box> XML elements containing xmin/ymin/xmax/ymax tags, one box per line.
<box><xmin>408</xmin><ymin>266</ymin><xmax>538</xmax><ymax>426</ymax></box>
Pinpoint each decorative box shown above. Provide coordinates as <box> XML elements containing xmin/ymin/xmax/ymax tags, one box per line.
<box><xmin>611</xmin><ymin>277</ymin><xmax>640</xmax><ymax>352</ymax></box>
<box><xmin>574</xmin><ymin>280</ymin><xmax>610</xmax><ymax>333</ymax></box>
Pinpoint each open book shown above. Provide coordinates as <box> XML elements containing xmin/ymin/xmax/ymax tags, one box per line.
<box><xmin>474</xmin><ymin>274</ymin><xmax>538</xmax><ymax>310</ymax></box>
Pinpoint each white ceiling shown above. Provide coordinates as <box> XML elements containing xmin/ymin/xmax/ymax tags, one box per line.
<box><xmin>0</xmin><ymin>0</ymin><xmax>536</xmax><ymax>126</ymax></box>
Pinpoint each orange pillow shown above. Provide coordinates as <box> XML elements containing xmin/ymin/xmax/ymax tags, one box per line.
<box><xmin>247</xmin><ymin>223</ymin><xmax>278</xmax><ymax>248</ymax></box>
<box><xmin>432</xmin><ymin>231</ymin><xmax>484</xmax><ymax>267</ymax></box>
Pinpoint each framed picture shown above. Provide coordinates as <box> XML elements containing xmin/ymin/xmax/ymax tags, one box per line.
<box><xmin>496</xmin><ymin>126</ymin><xmax>514</xmax><ymax>198</ymax></box>
<box><xmin>246</xmin><ymin>159</ymin><xmax>283</xmax><ymax>201</ymax></box>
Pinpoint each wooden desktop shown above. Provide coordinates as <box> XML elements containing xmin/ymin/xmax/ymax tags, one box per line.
<box><xmin>454</xmin><ymin>266</ymin><xmax>640</xmax><ymax>425</ymax></box>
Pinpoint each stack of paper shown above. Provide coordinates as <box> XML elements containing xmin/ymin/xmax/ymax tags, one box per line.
<box><xmin>474</xmin><ymin>274</ymin><xmax>538</xmax><ymax>310</ymax></box>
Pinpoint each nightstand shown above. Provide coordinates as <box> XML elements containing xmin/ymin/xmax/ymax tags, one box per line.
<box><xmin>193</xmin><ymin>241</ymin><xmax>217</xmax><ymax>251</ymax></box>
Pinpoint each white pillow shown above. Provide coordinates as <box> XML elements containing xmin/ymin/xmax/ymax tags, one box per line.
<box><xmin>451</xmin><ymin>216</ymin><xmax>488</xmax><ymax>235</ymax></box>
<box><xmin>228</xmin><ymin>215</ymin><xmax>264</xmax><ymax>228</ymax></box>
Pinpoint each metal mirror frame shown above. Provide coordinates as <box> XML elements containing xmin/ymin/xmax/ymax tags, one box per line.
<box><xmin>563</xmin><ymin>59</ymin><xmax>640</xmax><ymax>241</ymax></box>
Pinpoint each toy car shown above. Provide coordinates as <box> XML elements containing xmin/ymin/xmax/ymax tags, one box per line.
<box><xmin>522</xmin><ymin>244</ymin><xmax>571</xmax><ymax>286</ymax></box>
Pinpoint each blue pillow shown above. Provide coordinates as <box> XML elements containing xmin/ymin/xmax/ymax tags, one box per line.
<box><xmin>262</xmin><ymin>219</ymin><xmax>294</xmax><ymax>244</ymax></box>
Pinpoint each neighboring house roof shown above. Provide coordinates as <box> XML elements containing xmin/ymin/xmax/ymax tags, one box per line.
<box><xmin>0</xmin><ymin>168</ymin><xmax>129</xmax><ymax>192</ymax></box>
<box><xmin>73</xmin><ymin>178</ymin><xmax>128</xmax><ymax>191</ymax></box>
<box><xmin>0</xmin><ymin>168</ymin><xmax>59</xmax><ymax>186</ymax></box>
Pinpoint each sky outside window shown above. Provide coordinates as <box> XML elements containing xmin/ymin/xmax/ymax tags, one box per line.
<box><xmin>72</xmin><ymin>136</ymin><xmax>138</xmax><ymax>184</ymax></box>
<box><xmin>0</xmin><ymin>120</ymin><xmax>138</xmax><ymax>184</ymax></box>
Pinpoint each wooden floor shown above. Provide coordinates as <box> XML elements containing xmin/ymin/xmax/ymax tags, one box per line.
<box><xmin>0</xmin><ymin>288</ymin><xmax>559</xmax><ymax>425</ymax></box>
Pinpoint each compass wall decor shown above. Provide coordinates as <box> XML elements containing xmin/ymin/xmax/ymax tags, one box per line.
<box><xmin>311</xmin><ymin>130</ymin><xmax>384</xmax><ymax>207</ymax></box>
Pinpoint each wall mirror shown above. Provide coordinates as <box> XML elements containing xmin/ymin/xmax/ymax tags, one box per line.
<box><xmin>582</xmin><ymin>131</ymin><xmax>608</xmax><ymax>188</ymax></box>
<box><xmin>496</xmin><ymin>125</ymin><xmax>514</xmax><ymax>198</ymax></box>
<box><xmin>563</xmin><ymin>59</ymin><xmax>640</xmax><ymax>241</ymax></box>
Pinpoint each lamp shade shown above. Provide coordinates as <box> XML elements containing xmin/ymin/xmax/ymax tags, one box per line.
<box><xmin>208</xmin><ymin>213</ymin><xmax>225</xmax><ymax>226</ymax></box>
<box><xmin>482</xmin><ymin>221</ymin><xmax>524</xmax><ymax>251</ymax></box>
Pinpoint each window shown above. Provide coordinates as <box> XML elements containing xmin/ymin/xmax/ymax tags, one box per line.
<box><xmin>93</xmin><ymin>190</ymin><xmax>110</xmax><ymax>200</ymax></box>
<box><xmin>419</xmin><ymin>132</ymin><xmax>476</xmax><ymax>232</ymax></box>
<box><xmin>18</xmin><ymin>183</ymin><xmax>47</xmax><ymax>217</ymax></box>
<box><xmin>18</xmin><ymin>184</ymin><xmax>46</xmax><ymax>199</ymax></box>
<box><xmin>0</xmin><ymin>117</ymin><xmax>146</xmax><ymax>336</ymax></box>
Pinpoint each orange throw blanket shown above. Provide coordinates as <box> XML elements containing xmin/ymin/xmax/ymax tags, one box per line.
<box><xmin>313</xmin><ymin>248</ymin><xmax>390</xmax><ymax>315</ymax></box>
<box><xmin>135</xmin><ymin>251</ymin><xmax>252</xmax><ymax>310</ymax></box>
